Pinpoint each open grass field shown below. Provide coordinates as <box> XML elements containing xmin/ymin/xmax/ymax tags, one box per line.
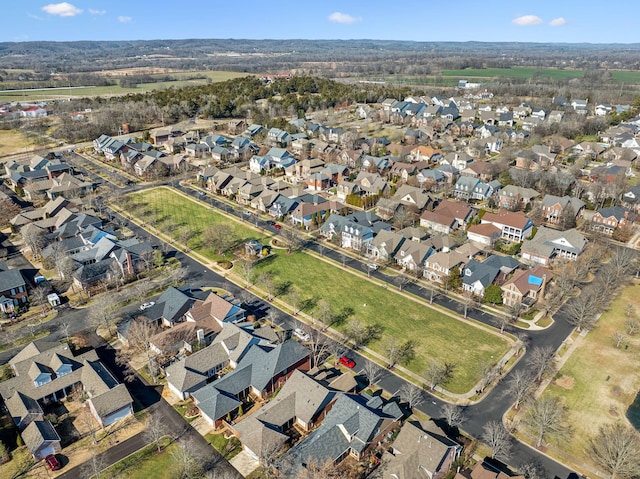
<box><xmin>533</xmin><ymin>283</ymin><xmax>640</xmax><ymax>468</ymax></box>
<box><xmin>440</xmin><ymin>67</ymin><xmax>588</xmax><ymax>81</ymax></box>
<box><xmin>0</xmin><ymin>70</ymin><xmax>250</xmax><ymax>102</ymax></box>
<box><xmin>0</xmin><ymin>129</ymin><xmax>29</xmax><ymax>156</ymax></box>
<box><xmin>123</xmin><ymin>187</ymin><xmax>510</xmax><ymax>394</ymax></box>
<box><xmin>126</xmin><ymin>187</ymin><xmax>263</xmax><ymax>261</ymax></box>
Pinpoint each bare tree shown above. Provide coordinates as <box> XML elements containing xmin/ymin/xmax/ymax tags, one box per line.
<box><xmin>362</xmin><ymin>361</ymin><xmax>385</xmax><ymax>387</ymax></box>
<box><xmin>239</xmin><ymin>260</ymin><xmax>254</xmax><ymax>288</ymax></box>
<box><xmin>48</xmin><ymin>242</ymin><xmax>75</xmax><ymax>280</ymax></box>
<box><xmin>305</xmin><ymin>327</ymin><xmax>328</xmax><ymax>367</ymax></box>
<box><xmin>612</xmin><ymin>331</ymin><xmax>628</xmax><ymax>349</ymax></box>
<box><xmin>265</xmin><ymin>309</ymin><xmax>279</xmax><ymax>328</ymax></box>
<box><xmin>171</xmin><ymin>441</ymin><xmax>205</xmax><ymax>479</ymax></box>
<box><xmin>626</xmin><ymin>318</ymin><xmax>640</xmax><ymax>336</ymax></box>
<box><xmin>0</xmin><ymin>198</ymin><xmax>20</xmax><ymax>228</ymax></box>
<box><xmin>88</xmin><ymin>293</ymin><xmax>120</xmax><ymax>336</ymax></box>
<box><xmin>423</xmin><ymin>359</ymin><xmax>455</xmax><ymax>391</ymax></box>
<box><xmin>127</xmin><ymin>318</ymin><xmax>161</xmax><ymax>381</ymax></box>
<box><xmin>344</xmin><ymin>318</ymin><xmax>367</xmax><ymax>349</ymax></box>
<box><xmin>507</xmin><ymin>369</ymin><xmax>535</xmax><ymax>410</ymax></box>
<box><xmin>109</xmin><ymin>260</ymin><xmax>125</xmax><ymax>291</ymax></box>
<box><xmin>145</xmin><ymin>414</ymin><xmax>167</xmax><ymax>453</ymax></box>
<box><xmin>526</xmin><ymin>346</ymin><xmax>555</xmax><ymax>382</ymax></box>
<box><xmin>394</xmin><ymin>274</ymin><xmax>410</xmax><ymax>292</ymax></box>
<box><xmin>259</xmin><ymin>438</ymin><xmax>283</xmax><ymax>479</ymax></box>
<box><xmin>441</xmin><ymin>403</ymin><xmax>464</xmax><ymax>432</ymax></box>
<box><xmin>29</xmin><ymin>285</ymin><xmax>50</xmax><ymax>318</ymax></box>
<box><xmin>589</xmin><ymin>422</ymin><xmax>640</xmax><ymax>479</ymax></box>
<box><xmin>115</xmin><ymin>349</ymin><xmax>137</xmax><ymax>383</ymax></box>
<box><xmin>398</xmin><ymin>383</ymin><xmax>424</xmax><ymax>410</ymax></box>
<box><xmin>477</xmin><ymin>361</ymin><xmax>500</xmax><ymax>393</ymax></box>
<box><xmin>81</xmin><ymin>447</ymin><xmax>107</xmax><ymax>479</ymax></box>
<box><xmin>482</xmin><ymin>420</ymin><xmax>511</xmax><ymax>459</ymax></box>
<box><xmin>287</xmin><ymin>288</ymin><xmax>302</xmax><ymax>315</ymax></box>
<box><xmin>460</xmin><ymin>292</ymin><xmax>478</xmax><ymax>319</ymax></box>
<box><xmin>524</xmin><ymin>396</ymin><xmax>569</xmax><ymax>448</ymax></box>
<box><xmin>565</xmin><ymin>291</ymin><xmax>598</xmax><ymax>331</ymax></box>
<box><xmin>203</xmin><ymin>224</ymin><xmax>235</xmax><ymax>255</ymax></box>
<box><xmin>21</xmin><ymin>225</ymin><xmax>46</xmax><ymax>260</ymax></box>
<box><xmin>257</xmin><ymin>272</ymin><xmax>275</xmax><ymax>301</ymax></box>
<box><xmin>315</xmin><ymin>298</ymin><xmax>334</xmax><ymax>328</ymax></box>
<box><xmin>60</xmin><ymin>320</ymin><xmax>71</xmax><ymax>344</ymax></box>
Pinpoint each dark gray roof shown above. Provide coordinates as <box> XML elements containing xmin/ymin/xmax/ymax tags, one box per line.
<box><xmin>22</xmin><ymin>420</ymin><xmax>60</xmax><ymax>455</ymax></box>
<box><xmin>462</xmin><ymin>260</ymin><xmax>499</xmax><ymax>289</ymax></box>
<box><xmin>0</xmin><ymin>268</ymin><xmax>25</xmax><ymax>293</ymax></box>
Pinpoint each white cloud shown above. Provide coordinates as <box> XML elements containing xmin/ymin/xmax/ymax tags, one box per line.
<box><xmin>27</xmin><ymin>13</ymin><xmax>44</xmax><ymax>21</ymax></box>
<box><xmin>88</xmin><ymin>9</ymin><xmax>107</xmax><ymax>15</ymax></box>
<box><xmin>41</xmin><ymin>2</ymin><xmax>82</xmax><ymax>17</ymax></box>
<box><xmin>328</xmin><ymin>12</ymin><xmax>362</xmax><ymax>24</ymax></box>
<box><xmin>512</xmin><ymin>15</ymin><xmax>543</xmax><ymax>26</ymax></box>
<box><xmin>549</xmin><ymin>17</ymin><xmax>566</xmax><ymax>27</ymax></box>
<box><xmin>118</xmin><ymin>16</ymin><xmax>132</xmax><ymax>23</ymax></box>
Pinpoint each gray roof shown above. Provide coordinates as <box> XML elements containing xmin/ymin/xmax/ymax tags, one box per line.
<box><xmin>522</xmin><ymin>226</ymin><xmax>587</xmax><ymax>258</ymax></box>
<box><xmin>141</xmin><ymin>287</ymin><xmax>199</xmax><ymax>324</ymax></box>
<box><xmin>282</xmin><ymin>393</ymin><xmax>397</xmax><ymax>473</ymax></box>
<box><xmin>22</xmin><ymin>420</ymin><xmax>60</xmax><ymax>456</ymax></box>
<box><xmin>252</xmin><ymin>370</ymin><xmax>335</xmax><ymax>428</ymax></box>
<box><xmin>89</xmin><ymin>384</ymin><xmax>133</xmax><ymax>419</ymax></box>
<box><xmin>540</xmin><ymin>194</ymin><xmax>585</xmax><ymax>211</ymax></box>
<box><xmin>462</xmin><ymin>260</ymin><xmax>499</xmax><ymax>289</ymax></box>
<box><xmin>0</xmin><ymin>268</ymin><xmax>25</xmax><ymax>293</ymax></box>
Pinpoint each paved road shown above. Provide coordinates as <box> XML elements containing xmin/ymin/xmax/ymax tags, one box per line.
<box><xmin>114</xmin><ymin>187</ymin><xmax>580</xmax><ymax>479</ymax></box>
<box><xmin>0</xmin><ymin>181</ymin><xmax>580</xmax><ymax>479</ymax></box>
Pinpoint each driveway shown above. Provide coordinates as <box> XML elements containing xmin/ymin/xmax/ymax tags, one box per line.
<box><xmin>230</xmin><ymin>450</ymin><xmax>260</xmax><ymax>477</ymax></box>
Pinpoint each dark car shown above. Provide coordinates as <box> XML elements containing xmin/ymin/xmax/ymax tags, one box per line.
<box><xmin>45</xmin><ymin>454</ymin><xmax>61</xmax><ymax>471</ymax></box>
<box><xmin>339</xmin><ymin>356</ymin><xmax>356</xmax><ymax>369</ymax></box>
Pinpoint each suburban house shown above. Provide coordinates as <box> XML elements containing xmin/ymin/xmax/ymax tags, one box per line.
<box><xmin>540</xmin><ymin>195</ymin><xmax>586</xmax><ymax>226</ymax></box>
<box><xmin>591</xmin><ymin>206</ymin><xmax>636</xmax><ymax>235</ymax></box>
<box><xmin>424</xmin><ymin>250</ymin><xmax>467</xmax><ymax>283</ymax></box>
<box><xmin>249</xmin><ymin>148</ymin><xmax>296</xmax><ymax>174</ymax></box>
<box><xmin>0</xmin><ymin>341</ymin><xmax>133</xmax><ymax>458</ymax></box>
<box><xmin>376</xmin><ymin>185</ymin><xmax>435</xmax><ymax>221</ymax></box>
<box><xmin>420</xmin><ymin>200</ymin><xmax>474</xmax><ymax>234</ymax></box>
<box><xmin>164</xmin><ymin>323</ymin><xmax>268</xmax><ymax>400</ymax></box>
<box><xmin>497</xmin><ymin>185</ymin><xmax>540</xmax><ymax>211</ymax></box>
<box><xmin>0</xmin><ymin>262</ymin><xmax>28</xmax><ymax>313</ymax></box>
<box><xmin>378</xmin><ymin>420</ymin><xmax>462</xmax><ymax>479</ymax></box>
<box><xmin>320</xmin><ymin>212</ymin><xmax>384</xmax><ymax>251</ymax></box>
<box><xmin>192</xmin><ymin>340</ymin><xmax>311</xmax><ymax>427</ymax></box>
<box><xmin>456</xmin><ymin>461</ymin><xmax>525</xmax><ymax>479</ymax></box>
<box><xmin>281</xmin><ymin>393</ymin><xmax>403</xmax><ymax>475</ymax></box>
<box><xmin>230</xmin><ymin>370</ymin><xmax>337</xmax><ymax>462</ymax></box>
<box><xmin>461</xmin><ymin>259</ymin><xmax>500</xmax><ymax>296</ymax></box>
<box><xmin>395</xmin><ymin>240</ymin><xmax>434</xmax><ymax>272</ymax></box>
<box><xmin>453</xmin><ymin>176</ymin><xmax>493</xmax><ymax>201</ymax></box>
<box><xmin>466</xmin><ymin>223</ymin><xmax>502</xmax><ymax>247</ymax></box>
<box><xmin>501</xmin><ymin>266</ymin><xmax>552</xmax><ymax>308</ymax></box>
<box><xmin>521</xmin><ymin>227</ymin><xmax>587</xmax><ymax>266</ymax></box>
<box><xmin>368</xmin><ymin>230</ymin><xmax>407</xmax><ymax>262</ymax></box>
<box><xmin>480</xmin><ymin>210</ymin><xmax>534</xmax><ymax>243</ymax></box>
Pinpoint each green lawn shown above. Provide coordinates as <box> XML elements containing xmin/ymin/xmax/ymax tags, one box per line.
<box><xmin>126</xmin><ymin>187</ymin><xmax>263</xmax><ymax>261</ymax></box>
<box><xmin>205</xmin><ymin>432</ymin><xmax>242</xmax><ymax>460</ymax></box>
<box><xmin>253</xmin><ymin>250</ymin><xmax>507</xmax><ymax>393</ymax></box>
<box><xmin>122</xmin><ymin>188</ymin><xmax>510</xmax><ymax>394</ymax></box>
<box><xmin>531</xmin><ymin>284</ymin><xmax>640</xmax><ymax>469</ymax></box>
<box><xmin>102</xmin><ymin>438</ymin><xmax>178</xmax><ymax>479</ymax></box>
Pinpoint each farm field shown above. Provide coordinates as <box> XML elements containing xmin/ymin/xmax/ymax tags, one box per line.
<box><xmin>123</xmin><ymin>187</ymin><xmax>510</xmax><ymax>394</ymax></box>
<box><xmin>0</xmin><ymin>70</ymin><xmax>250</xmax><ymax>102</ymax></box>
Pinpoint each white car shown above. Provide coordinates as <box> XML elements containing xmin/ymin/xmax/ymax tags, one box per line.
<box><xmin>139</xmin><ymin>301</ymin><xmax>155</xmax><ymax>311</ymax></box>
<box><xmin>367</xmin><ymin>263</ymin><xmax>378</xmax><ymax>270</ymax></box>
<box><xmin>292</xmin><ymin>328</ymin><xmax>310</xmax><ymax>342</ymax></box>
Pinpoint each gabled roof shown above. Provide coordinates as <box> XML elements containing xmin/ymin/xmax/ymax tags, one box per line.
<box><xmin>462</xmin><ymin>259</ymin><xmax>499</xmax><ymax>289</ymax></box>
<box><xmin>22</xmin><ymin>420</ymin><xmax>60</xmax><ymax>455</ymax></box>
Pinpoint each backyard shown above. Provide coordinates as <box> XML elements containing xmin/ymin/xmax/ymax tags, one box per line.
<box><xmin>524</xmin><ymin>283</ymin><xmax>640</xmax><ymax>472</ymax></box>
<box><xmin>121</xmin><ymin>187</ymin><xmax>510</xmax><ymax>394</ymax></box>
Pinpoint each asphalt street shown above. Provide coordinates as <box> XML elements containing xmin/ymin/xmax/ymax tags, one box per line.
<box><xmin>0</xmin><ymin>178</ymin><xmax>581</xmax><ymax>479</ymax></box>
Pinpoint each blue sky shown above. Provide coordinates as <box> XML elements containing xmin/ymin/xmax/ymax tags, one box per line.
<box><xmin>2</xmin><ymin>1</ymin><xmax>639</xmax><ymax>43</ymax></box>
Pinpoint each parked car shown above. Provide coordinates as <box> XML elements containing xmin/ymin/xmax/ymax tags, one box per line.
<box><xmin>266</xmin><ymin>220</ymin><xmax>275</xmax><ymax>226</ymax></box>
<box><xmin>292</xmin><ymin>328</ymin><xmax>310</xmax><ymax>342</ymax></box>
<box><xmin>274</xmin><ymin>224</ymin><xmax>282</xmax><ymax>230</ymax></box>
<box><xmin>140</xmin><ymin>301</ymin><xmax>155</xmax><ymax>311</ymax></box>
<box><xmin>45</xmin><ymin>454</ymin><xmax>61</xmax><ymax>471</ymax></box>
<box><xmin>198</xmin><ymin>191</ymin><xmax>206</xmax><ymax>196</ymax></box>
<box><xmin>243</xmin><ymin>210</ymin><xmax>252</xmax><ymax>216</ymax></box>
<box><xmin>366</xmin><ymin>263</ymin><xmax>378</xmax><ymax>270</ymax></box>
<box><xmin>339</xmin><ymin>356</ymin><xmax>356</xmax><ymax>369</ymax></box>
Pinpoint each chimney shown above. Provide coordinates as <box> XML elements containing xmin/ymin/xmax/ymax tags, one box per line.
<box><xmin>540</xmin><ymin>273</ymin><xmax>547</xmax><ymax>299</ymax></box>
<box><xmin>197</xmin><ymin>329</ymin><xmax>205</xmax><ymax>343</ymax></box>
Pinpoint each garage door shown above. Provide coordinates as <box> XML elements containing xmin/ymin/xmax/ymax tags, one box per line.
<box><xmin>40</xmin><ymin>444</ymin><xmax>55</xmax><ymax>459</ymax></box>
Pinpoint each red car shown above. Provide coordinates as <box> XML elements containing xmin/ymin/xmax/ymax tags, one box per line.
<box><xmin>45</xmin><ymin>454</ymin><xmax>61</xmax><ymax>471</ymax></box>
<box><xmin>339</xmin><ymin>356</ymin><xmax>356</xmax><ymax>368</ymax></box>
<box><xmin>273</xmin><ymin>224</ymin><xmax>282</xmax><ymax>230</ymax></box>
